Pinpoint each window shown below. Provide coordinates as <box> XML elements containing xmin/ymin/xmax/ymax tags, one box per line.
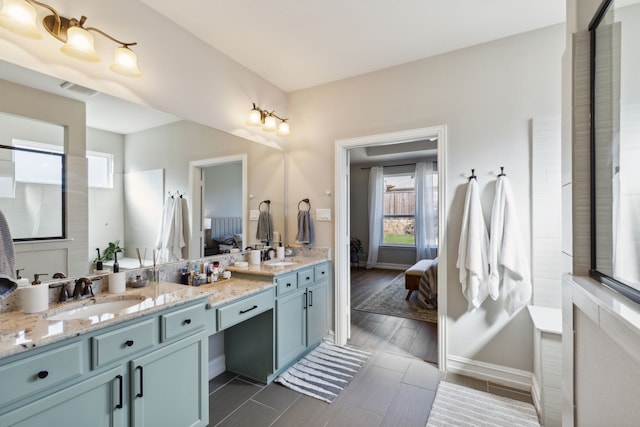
<box><xmin>87</xmin><ymin>151</ymin><xmax>114</xmax><ymax>189</ymax></box>
<box><xmin>383</xmin><ymin>173</ymin><xmax>416</xmax><ymax>245</ymax></box>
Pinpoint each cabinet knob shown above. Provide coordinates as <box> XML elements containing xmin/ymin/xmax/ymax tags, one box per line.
<box><xmin>125</xmin><ymin>340</ymin><xmax>134</xmax><ymax>347</ymax></box>
<box><xmin>183</xmin><ymin>318</ymin><xmax>192</xmax><ymax>325</ymax></box>
<box><xmin>37</xmin><ymin>370</ymin><xmax>49</xmax><ymax>379</ymax></box>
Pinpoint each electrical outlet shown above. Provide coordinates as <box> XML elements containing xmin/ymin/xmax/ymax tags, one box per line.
<box><xmin>250</xmin><ymin>210</ymin><xmax>260</xmax><ymax>221</ymax></box>
<box><xmin>316</xmin><ymin>208</ymin><xmax>331</xmax><ymax>221</ymax></box>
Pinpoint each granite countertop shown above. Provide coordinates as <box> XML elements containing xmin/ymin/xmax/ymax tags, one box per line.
<box><xmin>225</xmin><ymin>256</ymin><xmax>328</xmax><ymax>276</ymax></box>
<box><xmin>0</xmin><ymin>277</ymin><xmax>273</xmax><ymax>360</ymax></box>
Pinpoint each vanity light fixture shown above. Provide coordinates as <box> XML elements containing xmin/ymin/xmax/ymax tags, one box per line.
<box><xmin>0</xmin><ymin>0</ymin><xmax>141</xmax><ymax>77</ymax></box>
<box><xmin>247</xmin><ymin>103</ymin><xmax>291</xmax><ymax>137</ymax></box>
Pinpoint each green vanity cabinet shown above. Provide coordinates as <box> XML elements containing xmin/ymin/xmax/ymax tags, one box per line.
<box><xmin>0</xmin><ymin>365</ymin><xmax>126</xmax><ymax>427</ymax></box>
<box><xmin>129</xmin><ymin>332</ymin><xmax>207</xmax><ymax>427</ymax></box>
<box><xmin>275</xmin><ymin>262</ymin><xmax>330</xmax><ymax>372</ymax></box>
<box><xmin>0</xmin><ymin>298</ymin><xmax>209</xmax><ymax>427</ymax></box>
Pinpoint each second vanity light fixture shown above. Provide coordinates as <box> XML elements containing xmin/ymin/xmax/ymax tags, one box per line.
<box><xmin>247</xmin><ymin>103</ymin><xmax>291</xmax><ymax>137</ymax></box>
<box><xmin>0</xmin><ymin>0</ymin><xmax>141</xmax><ymax>77</ymax></box>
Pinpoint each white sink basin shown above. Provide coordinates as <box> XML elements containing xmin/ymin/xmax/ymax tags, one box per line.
<box><xmin>263</xmin><ymin>260</ymin><xmax>297</xmax><ymax>267</ymax></box>
<box><xmin>47</xmin><ymin>299</ymin><xmax>144</xmax><ymax>321</ymax></box>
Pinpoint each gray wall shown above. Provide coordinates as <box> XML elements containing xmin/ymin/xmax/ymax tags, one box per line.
<box><xmin>203</xmin><ymin>162</ymin><xmax>242</xmax><ymax>218</ymax></box>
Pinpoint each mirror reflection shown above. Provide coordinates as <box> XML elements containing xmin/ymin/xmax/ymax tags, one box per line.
<box><xmin>0</xmin><ymin>60</ymin><xmax>285</xmax><ymax>280</ymax></box>
<box><xmin>592</xmin><ymin>0</ymin><xmax>640</xmax><ymax>297</ymax></box>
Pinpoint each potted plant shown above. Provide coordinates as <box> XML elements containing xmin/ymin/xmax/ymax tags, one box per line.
<box><xmin>94</xmin><ymin>241</ymin><xmax>124</xmax><ymax>263</ymax></box>
<box><xmin>350</xmin><ymin>237</ymin><xmax>364</xmax><ymax>264</ymax></box>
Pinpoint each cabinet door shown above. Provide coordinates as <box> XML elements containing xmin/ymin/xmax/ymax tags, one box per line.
<box><xmin>0</xmin><ymin>366</ymin><xmax>126</xmax><ymax>427</ymax></box>
<box><xmin>307</xmin><ymin>280</ymin><xmax>328</xmax><ymax>348</ymax></box>
<box><xmin>276</xmin><ymin>288</ymin><xmax>307</xmax><ymax>369</ymax></box>
<box><xmin>130</xmin><ymin>333</ymin><xmax>207</xmax><ymax>427</ymax></box>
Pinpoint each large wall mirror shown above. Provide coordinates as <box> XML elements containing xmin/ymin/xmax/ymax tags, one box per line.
<box><xmin>590</xmin><ymin>0</ymin><xmax>640</xmax><ymax>304</ymax></box>
<box><xmin>0</xmin><ymin>60</ymin><xmax>285</xmax><ymax>280</ymax></box>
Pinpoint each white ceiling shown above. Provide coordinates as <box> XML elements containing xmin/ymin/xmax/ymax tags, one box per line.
<box><xmin>141</xmin><ymin>0</ymin><xmax>566</xmax><ymax>92</ymax></box>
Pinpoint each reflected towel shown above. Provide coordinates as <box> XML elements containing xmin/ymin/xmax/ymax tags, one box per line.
<box><xmin>296</xmin><ymin>210</ymin><xmax>313</xmax><ymax>244</ymax></box>
<box><xmin>456</xmin><ymin>179</ymin><xmax>490</xmax><ymax>311</ymax></box>
<box><xmin>488</xmin><ymin>175</ymin><xmax>531</xmax><ymax>316</ymax></box>
<box><xmin>256</xmin><ymin>211</ymin><xmax>273</xmax><ymax>242</ymax></box>
<box><xmin>0</xmin><ymin>209</ymin><xmax>17</xmax><ymax>298</ymax></box>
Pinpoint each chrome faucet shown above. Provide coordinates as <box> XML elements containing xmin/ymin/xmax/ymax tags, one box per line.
<box><xmin>72</xmin><ymin>278</ymin><xmax>94</xmax><ymax>299</ymax></box>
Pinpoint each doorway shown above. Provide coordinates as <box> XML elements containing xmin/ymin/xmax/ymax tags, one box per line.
<box><xmin>334</xmin><ymin>126</ymin><xmax>448</xmax><ymax>370</ymax></box>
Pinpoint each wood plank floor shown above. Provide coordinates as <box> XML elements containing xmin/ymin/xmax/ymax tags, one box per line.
<box><xmin>207</xmin><ymin>268</ymin><xmax>534</xmax><ymax>426</ymax></box>
<box><xmin>348</xmin><ymin>267</ymin><xmax>438</xmax><ymax>364</ymax></box>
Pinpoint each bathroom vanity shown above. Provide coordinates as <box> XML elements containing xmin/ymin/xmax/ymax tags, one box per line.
<box><xmin>0</xmin><ymin>256</ymin><xmax>330</xmax><ymax>427</ymax></box>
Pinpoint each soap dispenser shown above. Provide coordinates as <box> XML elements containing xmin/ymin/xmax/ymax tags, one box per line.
<box><xmin>32</xmin><ymin>273</ymin><xmax>48</xmax><ymax>285</ymax></box>
<box><xmin>16</xmin><ymin>269</ymin><xmax>29</xmax><ymax>287</ymax></box>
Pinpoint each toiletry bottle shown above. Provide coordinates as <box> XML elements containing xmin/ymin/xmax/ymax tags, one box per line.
<box><xmin>206</xmin><ymin>263</ymin><xmax>212</xmax><ymax>283</ymax></box>
<box><xmin>180</xmin><ymin>267</ymin><xmax>188</xmax><ymax>285</ymax></box>
<box><xmin>113</xmin><ymin>252</ymin><xmax>119</xmax><ymax>273</ymax></box>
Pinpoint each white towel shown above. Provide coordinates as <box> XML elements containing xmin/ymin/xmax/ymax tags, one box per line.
<box><xmin>488</xmin><ymin>176</ymin><xmax>531</xmax><ymax>316</ymax></box>
<box><xmin>0</xmin><ymin>209</ymin><xmax>18</xmax><ymax>298</ymax></box>
<box><xmin>456</xmin><ymin>179</ymin><xmax>490</xmax><ymax>311</ymax></box>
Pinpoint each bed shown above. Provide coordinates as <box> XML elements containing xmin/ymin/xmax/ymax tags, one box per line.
<box><xmin>205</xmin><ymin>217</ymin><xmax>243</xmax><ymax>255</ymax></box>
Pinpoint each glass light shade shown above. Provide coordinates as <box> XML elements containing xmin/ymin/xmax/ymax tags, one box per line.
<box><xmin>61</xmin><ymin>26</ymin><xmax>99</xmax><ymax>62</ymax></box>
<box><xmin>0</xmin><ymin>0</ymin><xmax>41</xmax><ymax>39</ymax></box>
<box><xmin>277</xmin><ymin>121</ymin><xmax>291</xmax><ymax>137</ymax></box>
<box><xmin>262</xmin><ymin>114</ymin><xmax>277</xmax><ymax>132</ymax></box>
<box><xmin>109</xmin><ymin>46</ymin><xmax>141</xmax><ymax>77</ymax></box>
<box><xmin>247</xmin><ymin>108</ymin><xmax>262</xmax><ymax>126</ymax></box>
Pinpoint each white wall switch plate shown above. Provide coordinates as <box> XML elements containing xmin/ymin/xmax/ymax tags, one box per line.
<box><xmin>250</xmin><ymin>210</ymin><xmax>260</xmax><ymax>221</ymax></box>
<box><xmin>316</xmin><ymin>208</ymin><xmax>331</xmax><ymax>221</ymax></box>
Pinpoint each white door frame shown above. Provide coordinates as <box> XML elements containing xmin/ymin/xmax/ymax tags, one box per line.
<box><xmin>334</xmin><ymin>125</ymin><xmax>448</xmax><ymax>370</ymax></box>
<box><xmin>188</xmin><ymin>154</ymin><xmax>248</xmax><ymax>259</ymax></box>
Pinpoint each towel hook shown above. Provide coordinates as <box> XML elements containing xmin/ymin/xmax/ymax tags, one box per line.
<box><xmin>298</xmin><ymin>198</ymin><xmax>311</xmax><ymax>211</ymax></box>
<box><xmin>468</xmin><ymin>169</ymin><xmax>477</xmax><ymax>181</ymax></box>
<box><xmin>259</xmin><ymin>200</ymin><xmax>271</xmax><ymax>212</ymax></box>
<box><xmin>498</xmin><ymin>166</ymin><xmax>506</xmax><ymax>177</ymax></box>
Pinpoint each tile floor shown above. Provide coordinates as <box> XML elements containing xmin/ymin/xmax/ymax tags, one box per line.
<box><xmin>207</xmin><ymin>348</ymin><xmax>533</xmax><ymax>427</ymax></box>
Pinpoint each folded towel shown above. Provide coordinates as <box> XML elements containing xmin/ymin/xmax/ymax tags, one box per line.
<box><xmin>256</xmin><ymin>211</ymin><xmax>273</xmax><ymax>242</ymax></box>
<box><xmin>296</xmin><ymin>210</ymin><xmax>312</xmax><ymax>244</ymax></box>
<box><xmin>0</xmin><ymin>209</ymin><xmax>18</xmax><ymax>299</ymax></box>
<box><xmin>488</xmin><ymin>175</ymin><xmax>531</xmax><ymax>315</ymax></box>
<box><xmin>456</xmin><ymin>179</ymin><xmax>490</xmax><ymax>311</ymax></box>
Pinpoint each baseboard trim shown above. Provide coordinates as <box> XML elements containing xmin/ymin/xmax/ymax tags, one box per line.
<box><xmin>447</xmin><ymin>354</ymin><xmax>533</xmax><ymax>392</ymax></box>
<box><xmin>208</xmin><ymin>354</ymin><xmax>226</xmax><ymax>381</ymax></box>
<box><xmin>373</xmin><ymin>262</ymin><xmax>411</xmax><ymax>271</ymax></box>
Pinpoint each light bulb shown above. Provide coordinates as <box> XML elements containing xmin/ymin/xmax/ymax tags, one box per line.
<box><xmin>110</xmin><ymin>46</ymin><xmax>141</xmax><ymax>77</ymax></box>
<box><xmin>61</xmin><ymin>26</ymin><xmax>99</xmax><ymax>62</ymax></box>
<box><xmin>262</xmin><ymin>114</ymin><xmax>277</xmax><ymax>132</ymax></box>
<box><xmin>0</xmin><ymin>0</ymin><xmax>41</xmax><ymax>39</ymax></box>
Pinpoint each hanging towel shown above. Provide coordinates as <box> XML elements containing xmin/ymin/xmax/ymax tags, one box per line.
<box><xmin>0</xmin><ymin>209</ymin><xmax>18</xmax><ymax>298</ymax></box>
<box><xmin>456</xmin><ymin>179</ymin><xmax>490</xmax><ymax>311</ymax></box>
<box><xmin>155</xmin><ymin>196</ymin><xmax>175</xmax><ymax>263</ymax></box>
<box><xmin>256</xmin><ymin>210</ymin><xmax>273</xmax><ymax>242</ymax></box>
<box><xmin>296</xmin><ymin>210</ymin><xmax>313</xmax><ymax>244</ymax></box>
<box><xmin>170</xmin><ymin>196</ymin><xmax>187</xmax><ymax>261</ymax></box>
<box><xmin>488</xmin><ymin>175</ymin><xmax>532</xmax><ymax>316</ymax></box>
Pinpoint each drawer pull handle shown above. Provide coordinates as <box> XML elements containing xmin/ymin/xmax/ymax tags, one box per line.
<box><xmin>125</xmin><ymin>340</ymin><xmax>134</xmax><ymax>347</ymax></box>
<box><xmin>116</xmin><ymin>375</ymin><xmax>123</xmax><ymax>409</ymax></box>
<box><xmin>239</xmin><ymin>305</ymin><xmax>258</xmax><ymax>314</ymax></box>
<box><xmin>183</xmin><ymin>318</ymin><xmax>192</xmax><ymax>325</ymax></box>
<box><xmin>37</xmin><ymin>370</ymin><xmax>49</xmax><ymax>379</ymax></box>
<box><xmin>286</xmin><ymin>283</ymin><xmax>291</xmax><ymax>287</ymax></box>
<box><xmin>135</xmin><ymin>366</ymin><xmax>144</xmax><ymax>398</ymax></box>
<box><xmin>306</xmin><ymin>276</ymin><xmax>310</xmax><ymax>281</ymax></box>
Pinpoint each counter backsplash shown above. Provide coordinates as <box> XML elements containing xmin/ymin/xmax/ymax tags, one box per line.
<box><xmin>0</xmin><ymin>247</ymin><xmax>331</xmax><ymax>314</ymax></box>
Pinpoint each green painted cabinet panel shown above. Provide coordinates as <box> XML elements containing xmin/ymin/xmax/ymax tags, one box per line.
<box><xmin>276</xmin><ymin>288</ymin><xmax>307</xmax><ymax>369</ymax></box>
<box><xmin>0</xmin><ymin>366</ymin><xmax>126</xmax><ymax>427</ymax></box>
<box><xmin>306</xmin><ymin>280</ymin><xmax>328</xmax><ymax>348</ymax></box>
<box><xmin>130</xmin><ymin>333</ymin><xmax>207</xmax><ymax>427</ymax></box>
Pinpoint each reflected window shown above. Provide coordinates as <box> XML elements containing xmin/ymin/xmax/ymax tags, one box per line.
<box><xmin>88</xmin><ymin>151</ymin><xmax>113</xmax><ymax>189</ymax></box>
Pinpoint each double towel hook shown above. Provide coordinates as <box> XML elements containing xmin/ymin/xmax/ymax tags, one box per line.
<box><xmin>467</xmin><ymin>167</ymin><xmax>507</xmax><ymax>181</ymax></box>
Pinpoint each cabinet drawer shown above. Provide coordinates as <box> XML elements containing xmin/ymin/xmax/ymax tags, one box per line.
<box><xmin>218</xmin><ymin>289</ymin><xmax>274</xmax><ymax>330</ymax></box>
<box><xmin>314</xmin><ymin>264</ymin><xmax>329</xmax><ymax>282</ymax></box>
<box><xmin>161</xmin><ymin>303</ymin><xmax>207</xmax><ymax>342</ymax></box>
<box><xmin>91</xmin><ymin>318</ymin><xmax>156</xmax><ymax>369</ymax></box>
<box><xmin>275</xmin><ymin>272</ymin><xmax>298</xmax><ymax>296</ymax></box>
<box><xmin>297</xmin><ymin>268</ymin><xmax>315</xmax><ymax>288</ymax></box>
<box><xmin>0</xmin><ymin>341</ymin><xmax>83</xmax><ymax>407</ymax></box>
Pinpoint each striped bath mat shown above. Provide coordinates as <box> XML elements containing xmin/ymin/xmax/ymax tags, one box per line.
<box><xmin>426</xmin><ymin>381</ymin><xmax>540</xmax><ymax>426</ymax></box>
<box><xmin>274</xmin><ymin>341</ymin><xmax>371</xmax><ymax>403</ymax></box>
